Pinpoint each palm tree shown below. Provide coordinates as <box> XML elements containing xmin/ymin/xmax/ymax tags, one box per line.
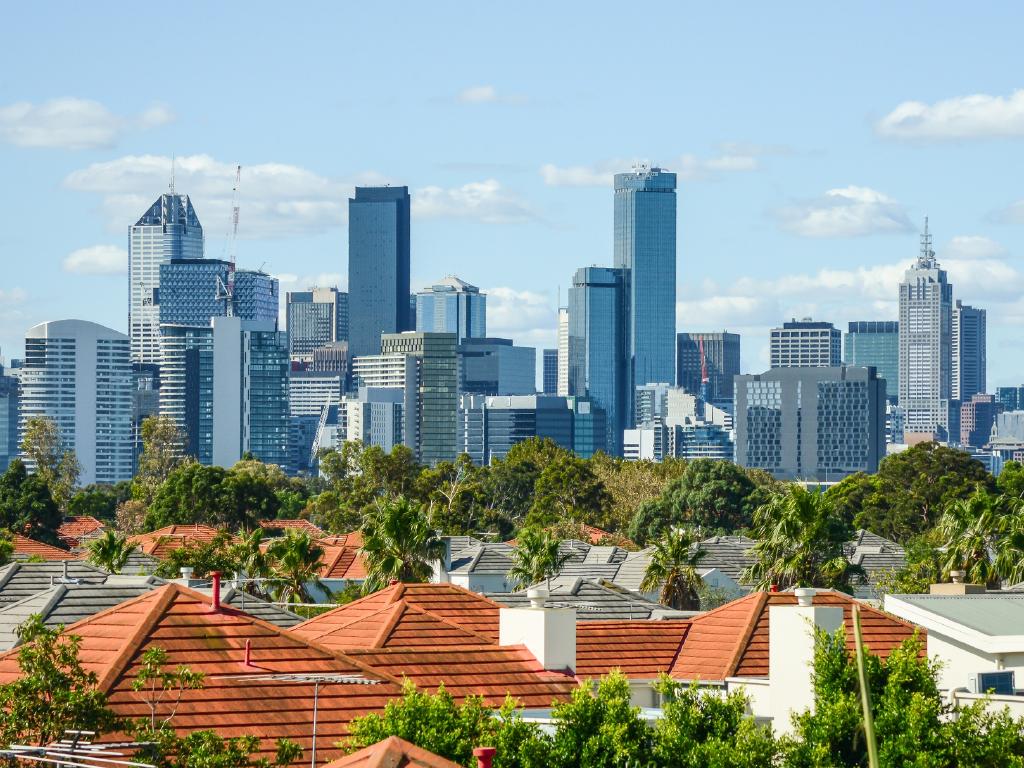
<box><xmin>359</xmin><ymin>497</ymin><xmax>445</xmax><ymax>592</ymax></box>
<box><xmin>742</xmin><ymin>485</ymin><xmax>864</xmax><ymax>593</ymax></box>
<box><xmin>86</xmin><ymin>530</ymin><xmax>138</xmax><ymax>574</ymax></box>
<box><xmin>266</xmin><ymin>530</ymin><xmax>327</xmax><ymax>604</ymax></box>
<box><xmin>509</xmin><ymin>526</ymin><xmax>572</xmax><ymax>589</ymax></box>
<box><xmin>938</xmin><ymin>490</ymin><xmax>1004</xmax><ymax>587</ymax></box>
<box><xmin>229</xmin><ymin>528</ymin><xmax>272</xmax><ymax>598</ymax></box>
<box><xmin>640</xmin><ymin>527</ymin><xmax>706</xmax><ymax>610</ymax></box>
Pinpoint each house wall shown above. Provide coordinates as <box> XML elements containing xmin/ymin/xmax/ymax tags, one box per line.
<box><xmin>449</xmin><ymin>573</ymin><xmax>512</xmax><ymax>593</ymax></box>
<box><xmin>928</xmin><ymin>632</ymin><xmax>1024</xmax><ymax>692</ymax></box>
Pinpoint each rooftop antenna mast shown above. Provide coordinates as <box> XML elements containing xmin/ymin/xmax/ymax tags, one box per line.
<box><xmin>216</xmin><ymin>165</ymin><xmax>242</xmax><ymax>316</ymax></box>
<box><xmin>919</xmin><ymin>215</ymin><xmax>934</xmax><ymax>266</ymax></box>
<box><xmin>169</xmin><ymin>154</ymin><xmax>175</xmax><ymax>195</ymax></box>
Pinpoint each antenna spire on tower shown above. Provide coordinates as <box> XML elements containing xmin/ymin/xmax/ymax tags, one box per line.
<box><xmin>170</xmin><ymin>154</ymin><xmax>176</xmax><ymax>194</ymax></box>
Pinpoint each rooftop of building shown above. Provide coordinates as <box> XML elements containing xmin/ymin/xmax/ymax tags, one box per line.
<box><xmin>323</xmin><ymin>736</ymin><xmax>463</xmax><ymax>768</ymax></box>
<box><xmin>12</xmin><ymin>534</ymin><xmax>77</xmax><ymax>561</ymax></box>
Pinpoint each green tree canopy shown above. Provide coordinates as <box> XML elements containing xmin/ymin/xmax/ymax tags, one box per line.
<box><xmin>640</xmin><ymin>527</ymin><xmax>706</xmax><ymax>610</ymax></box>
<box><xmin>20</xmin><ymin>416</ymin><xmax>81</xmax><ymax>512</ymax></box>
<box><xmin>68</xmin><ymin>482</ymin><xmax>131</xmax><ymax>521</ymax></box>
<box><xmin>86</xmin><ymin>530</ymin><xmax>138</xmax><ymax>574</ymax></box>
<box><xmin>527</xmin><ymin>454</ymin><xmax>608</xmax><ymax>528</ymax></box>
<box><xmin>134</xmin><ymin>416</ymin><xmax>187</xmax><ymax>504</ymax></box>
<box><xmin>0</xmin><ymin>458</ymin><xmax>62</xmax><ymax>545</ymax></box>
<box><xmin>359</xmin><ymin>497</ymin><xmax>445</xmax><ymax>592</ymax></box>
<box><xmin>508</xmin><ymin>526</ymin><xmax>571</xmax><ymax>589</ymax></box>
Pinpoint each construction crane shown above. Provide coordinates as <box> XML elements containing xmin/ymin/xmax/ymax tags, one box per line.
<box><xmin>698</xmin><ymin>337</ymin><xmax>710</xmax><ymax>405</ymax></box>
<box><xmin>215</xmin><ymin>164</ymin><xmax>242</xmax><ymax>316</ymax></box>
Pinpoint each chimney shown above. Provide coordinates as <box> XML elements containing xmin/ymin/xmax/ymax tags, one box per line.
<box><xmin>930</xmin><ymin>571</ymin><xmax>986</xmax><ymax>595</ymax></box>
<box><xmin>433</xmin><ymin>537</ymin><xmax>453</xmax><ymax>584</ymax></box>
<box><xmin>209</xmin><ymin>571</ymin><xmax>222</xmax><ymax>613</ymax></box>
<box><xmin>473</xmin><ymin>747</ymin><xmax>496</xmax><ymax>768</ymax></box>
<box><xmin>499</xmin><ymin>588</ymin><xmax>575</xmax><ymax>674</ymax></box>
<box><xmin>767</xmin><ymin>589</ymin><xmax>843</xmax><ymax>737</ymax></box>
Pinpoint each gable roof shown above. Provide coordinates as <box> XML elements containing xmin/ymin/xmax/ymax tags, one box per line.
<box><xmin>128</xmin><ymin>524</ymin><xmax>229</xmax><ymax>560</ymax></box>
<box><xmin>492</xmin><ymin>578</ymin><xmax>662</xmax><ymax>621</ymax></box>
<box><xmin>259</xmin><ymin>519</ymin><xmax>325</xmax><ymax>537</ymax></box>
<box><xmin>293</xmin><ymin>600</ymin><xmax>494</xmax><ymax>651</ymax></box>
<box><xmin>670</xmin><ymin>590</ymin><xmax>921</xmax><ymax>682</ymax></box>
<box><xmin>300</xmin><ymin>583</ymin><xmax>503</xmax><ymax>641</ymax></box>
<box><xmin>320</xmin><ymin>545</ymin><xmax>368</xmax><ymax>580</ymax></box>
<box><xmin>12</xmin><ymin>534</ymin><xmax>76</xmax><ymax>561</ymax></box>
<box><xmin>324</xmin><ymin>736</ymin><xmax>463</xmax><ymax>768</ymax></box>
<box><xmin>320</xmin><ymin>531</ymin><xmax>364</xmax><ymax>548</ymax></box>
<box><xmin>0</xmin><ymin>560</ymin><xmax>110</xmax><ymax>605</ymax></box>
<box><xmin>0</xmin><ymin>584</ymin><xmax>403</xmax><ymax>765</ymax></box>
<box><xmin>57</xmin><ymin>516</ymin><xmax>106</xmax><ymax>547</ymax></box>
<box><xmin>449</xmin><ymin>544</ymin><xmax>515</xmax><ymax>576</ymax></box>
<box><xmin>576</xmin><ymin>620</ymin><xmax>690</xmax><ymax>679</ymax></box>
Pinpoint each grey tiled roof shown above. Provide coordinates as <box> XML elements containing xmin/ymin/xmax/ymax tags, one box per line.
<box><xmin>444</xmin><ymin>535</ymin><xmax>484</xmax><ymax>557</ymax></box>
<box><xmin>116</xmin><ymin>550</ymin><xmax>161</xmax><ymax>576</ymax></box>
<box><xmin>694</xmin><ymin>536</ymin><xmax>757</xmax><ymax>585</ymax></box>
<box><xmin>449</xmin><ymin>543</ymin><xmax>516</xmax><ymax>575</ymax></box>
<box><xmin>489</xmin><ymin>578</ymin><xmax>663</xmax><ymax>621</ymax></box>
<box><xmin>846</xmin><ymin>530</ymin><xmax>908</xmax><ymax>599</ymax></box>
<box><xmin>0</xmin><ymin>561</ymin><xmax>110</xmax><ymax>606</ymax></box>
<box><xmin>221</xmin><ymin>588</ymin><xmax>304</xmax><ymax>628</ymax></box>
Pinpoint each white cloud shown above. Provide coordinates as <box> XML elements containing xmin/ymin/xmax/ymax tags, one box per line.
<box><xmin>0</xmin><ymin>98</ymin><xmax>173</xmax><ymax>149</ymax></box>
<box><xmin>483</xmin><ymin>286</ymin><xmax>555</xmax><ymax>339</ymax></box>
<box><xmin>64</xmin><ymin>154</ymin><xmax>381</xmax><ymax>238</ymax></box>
<box><xmin>62</xmin><ymin>245</ymin><xmax>128</xmax><ymax>275</ymax></box>
<box><xmin>413</xmin><ymin>180</ymin><xmax>536</xmax><ymax>224</ymax></box>
<box><xmin>775</xmin><ymin>186</ymin><xmax>913</xmax><ymax>238</ymax></box>
<box><xmin>943</xmin><ymin>235</ymin><xmax>1007</xmax><ymax>261</ymax></box>
<box><xmin>274</xmin><ymin>272</ymin><xmax>345</xmax><ymax>290</ymax></box>
<box><xmin>539</xmin><ymin>162</ymin><xmax>620</xmax><ymax>188</ymax></box>
<box><xmin>456</xmin><ymin>85</ymin><xmax>525</xmax><ymax>105</ymax></box>
<box><xmin>993</xmin><ymin>200</ymin><xmax>1024</xmax><ymax>225</ymax></box>
<box><xmin>877</xmin><ymin>89</ymin><xmax>1024</xmax><ymax>140</ymax></box>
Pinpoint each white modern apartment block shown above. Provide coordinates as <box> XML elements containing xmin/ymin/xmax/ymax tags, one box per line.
<box><xmin>557</xmin><ymin>307</ymin><xmax>569</xmax><ymax>397</ymax></box>
<box><xmin>288</xmin><ymin>371</ymin><xmax>345</xmax><ymax>417</ymax></box>
<box><xmin>19</xmin><ymin>320</ymin><xmax>133</xmax><ymax>485</ymax></box>
<box><xmin>351</xmin><ymin>353</ymin><xmax>419</xmax><ymax>454</ymax></box>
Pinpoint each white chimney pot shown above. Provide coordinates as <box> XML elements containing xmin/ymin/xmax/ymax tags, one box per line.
<box><xmin>794</xmin><ymin>587</ymin><xmax>816</xmax><ymax>607</ymax></box>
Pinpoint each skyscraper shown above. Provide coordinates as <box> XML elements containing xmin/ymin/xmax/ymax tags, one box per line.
<box><xmin>542</xmin><ymin>349</ymin><xmax>558</xmax><ymax>395</ymax></box>
<box><xmin>556</xmin><ymin>307</ymin><xmax>569</xmax><ymax>397</ymax></box>
<box><xmin>415</xmin><ymin>276</ymin><xmax>486</xmax><ymax>342</ymax></box>
<box><xmin>997</xmin><ymin>386</ymin><xmax>1024</xmax><ymax>412</ymax></box>
<box><xmin>899</xmin><ymin>221</ymin><xmax>953</xmax><ymax>437</ymax></box>
<box><xmin>286</xmin><ymin>288</ymin><xmax>349</xmax><ymax>362</ymax></box>
<box><xmin>347</xmin><ymin>186</ymin><xmax>412</xmax><ymax>357</ymax></box>
<box><xmin>0</xmin><ymin>362</ymin><xmax>19</xmax><ymax>472</ymax></box>
<box><xmin>770</xmin><ymin>319</ymin><xmax>842</xmax><ymax>368</ymax></box>
<box><xmin>845</xmin><ymin>321</ymin><xmax>899</xmax><ymax>403</ymax></box>
<box><xmin>734</xmin><ymin>366</ymin><xmax>886</xmax><ymax>481</ymax></box>
<box><xmin>457</xmin><ymin>338</ymin><xmax>536</xmax><ymax>396</ymax></box>
<box><xmin>568</xmin><ymin>266</ymin><xmax>626</xmax><ymax>455</ymax></box>
<box><xmin>20</xmin><ymin>320</ymin><xmax>133</xmax><ymax>485</ymax></box>
<box><xmin>960</xmin><ymin>393</ymin><xmax>998</xmax><ymax>449</ymax></box>
<box><xmin>676</xmin><ymin>332</ymin><xmax>741</xmax><ymax>401</ymax></box>
<box><xmin>614</xmin><ymin>165</ymin><xmax>677</xmax><ymax>423</ymax></box>
<box><xmin>458</xmin><ymin>394</ymin><xmax>574</xmax><ymax>464</ymax></box>
<box><xmin>159</xmin><ymin>260</ymin><xmax>278</xmax><ymax>326</ymax></box>
<box><xmin>952</xmin><ymin>300</ymin><xmax>986</xmax><ymax>402</ymax></box>
<box><xmin>129</xmin><ymin>193</ymin><xmax>203</xmax><ymax>364</ymax></box>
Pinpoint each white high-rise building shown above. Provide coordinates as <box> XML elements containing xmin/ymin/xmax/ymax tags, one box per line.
<box><xmin>556</xmin><ymin>307</ymin><xmax>569</xmax><ymax>397</ymax></box>
<box><xmin>898</xmin><ymin>220</ymin><xmax>953</xmax><ymax>437</ymax></box>
<box><xmin>19</xmin><ymin>320</ymin><xmax>133</xmax><ymax>485</ymax></box>
<box><xmin>129</xmin><ymin>193</ymin><xmax>203</xmax><ymax>364</ymax></box>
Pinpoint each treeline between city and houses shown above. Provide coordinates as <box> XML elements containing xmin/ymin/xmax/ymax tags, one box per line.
<box><xmin>6</xmin><ymin>413</ymin><xmax>1024</xmax><ymax>597</ymax></box>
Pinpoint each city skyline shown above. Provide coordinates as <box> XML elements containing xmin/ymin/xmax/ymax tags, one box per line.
<box><xmin>2</xmin><ymin>3</ymin><xmax>1024</xmax><ymax>385</ymax></box>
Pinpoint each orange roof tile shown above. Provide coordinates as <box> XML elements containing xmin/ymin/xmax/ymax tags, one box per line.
<box><xmin>670</xmin><ymin>591</ymin><xmax>922</xmax><ymax>681</ymax></box>
<box><xmin>57</xmin><ymin>516</ymin><xmax>106</xmax><ymax>546</ymax></box>
<box><xmin>575</xmin><ymin>620</ymin><xmax>690</xmax><ymax>679</ymax></box>
<box><xmin>259</xmin><ymin>519</ymin><xmax>325</xmax><ymax>536</ymax></box>
<box><xmin>129</xmin><ymin>524</ymin><xmax>230</xmax><ymax>560</ymax></box>
<box><xmin>320</xmin><ymin>546</ymin><xmax>368</xmax><ymax>580</ymax></box>
<box><xmin>307</xmin><ymin>583</ymin><xmax>503</xmax><ymax>641</ymax></box>
<box><xmin>0</xmin><ymin>584</ymin><xmax>404</xmax><ymax>765</ymax></box>
<box><xmin>293</xmin><ymin>601</ymin><xmax>495</xmax><ymax>652</ymax></box>
<box><xmin>12</xmin><ymin>534</ymin><xmax>77</xmax><ymax>561</ymax></box>
<box><xmin>324</xmin><ymin>736</ymin><xmax>463</xmax><ymax>768</ymax></box>
<box><xmin>345</xmin><ymin>645</ymin><xmax>575</xmax><ymax>709</ymax></box>
<box><xmin>320</xmin><ymin>532</ymin><xmax>364</xmax><ymax>548</ymax></box>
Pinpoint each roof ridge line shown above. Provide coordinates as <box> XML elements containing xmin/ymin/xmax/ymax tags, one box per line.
<box><xmin>371</xmin><ymin>602</ymin><xmax>407</xmax><ymax>648</ymax></box>
<box><xmin>96</xmin><ymin>584</ymin><xmax>180</xmax><ymax>692</ymax></box>
<box><xmin>724</xmin><ymin>590</ymin><xmax>769</xmax><ymax>678</ymax></box>
<box><xmin>401</xmin><ymin>602</ymin><xmax>497</xmax><ymax>645</ymax></box>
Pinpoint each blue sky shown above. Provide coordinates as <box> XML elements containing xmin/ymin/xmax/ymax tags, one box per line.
<box><xmin>2</xmin><ymin>2</ymin><xmax>1024</xmax><ymax>384</ymax></box>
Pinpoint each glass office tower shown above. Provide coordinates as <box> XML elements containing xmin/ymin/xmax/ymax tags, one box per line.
<box><xmin>613</xmin><ymin>166</ymin><xmax>677</xmax><ymax>426</ymax></box>
<box><xmin>286</xmin><ymin>288</ymin><xmax>348</xmax><ymax>362</ymax></box>
<box><xmin>415</xmin><ymin>276</ymin><xmax>486</xmax><ymax>343</ymax></box>
<box><xmin>568</xmin><ymin>266</ymin><xmax>625</xmax><ymax>456</ymax></box>
<box><xmin>845</xmin><ymin>321</ymin><xmax>899</xmax><ymax>403</ymax></box>
<box><xmin>348</xmin><ymin>186</ymin><xmax>412</xmax><ymax>357</ymax></box>
<box><xmin>129</xmin><ymin>193</ymin><xmax>203</xmax><ymax>364</ymax></box>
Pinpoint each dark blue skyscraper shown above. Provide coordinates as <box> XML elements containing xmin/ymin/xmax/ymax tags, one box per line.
<box><xmin>348</xmin><ymin>186</ymin><xmax>412</xmax><ymax>357</ymax></box>
<box><xmin>613</xmin><ymin>166</ymin><xmax>677</xmax><ymax>426</ymax></box>
<box><xmin>569</xmin><ymin>266</ymin><xmax>625</xmax><ymax>456</ymax></box>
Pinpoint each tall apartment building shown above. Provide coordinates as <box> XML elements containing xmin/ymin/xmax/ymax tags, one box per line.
<box><xmin>380</xmin><ymin>332</ymin><xmax>458</xmax><ymax>465</ymax></box>
<box><xmin>614</xmin><ymin>166</ymin><xmax>677</xmax><ymax>423</ymax></box>
<box><xmin>960</xmin><ymin>393</ymin><xmax>998</xmax><ymax>449</ymax></box>
<box><xmin>458</xmin><ymin>394</ymin><xmax>573</xmax><ymax>465</ymax></box>
<box><xmin>160</xmin><ymin>317</ymin><xmax>289</xmax><ymax>468</ymax></box>
<box><xmin>634</xmin><ymin>382</ymin><xmax>671</xmax><ymax>425</ymax></box>
<box><xmin>676</xmin><ymin>331</ymin><xmax>741</xmax><ymax>401</ymax></box>
<box><xmin>542</xmin><ymin>349</ymin><xmax>558</xmax><ymax>395</ymax></box>
<box><xmin>351</xmin><ymin>353</ymin><xmax>420</xmax><ymax>455</ymax></box>
<box><xmin>845</xmin><ymin>321</ymin><xmax>898</xmax><ymax>403</ymax></box>
<box><xmin>568</xmin><ymin>266</ymin><xmax>626</xmax><ymax>456</ymax></box>
<box><xmin>457</xmin><ymin>338</ymin><xmax>536</xmax><ymax>396</ymax></box>
<box><xmin>0</xmin><ymin>363</ymin><xmax>18</xmax><ymax>472</ymax></box>
<box><xmin>344</xmin><ymin>388</ymin><xmax>405</xmax><ymax>452</ymax></box>
<box><xmin>20</xmin><ymin>320</ymin><xmax>133</xmax><ymax>485</ymax></box>
<box><xmin>347</xmin><ymin>186</ymin><xmax>412</xmax><ymax>357</ymax></box>
<box><xmin>770</xmin><ymin>319</ymin><xmax>841</xmax><ymax>368</ymax></box>
<box><xmin>952</xmin><ymin>301</ymin><xmax>986</xmax><ymax>402</ymax></box>
<box><xmin>286</xmin><ymin>288</ymin><xmax>348</xmax><ymax>362</ymax></box>
<box><xmin>899</xmin><ymin>221</ymin><xmax>953</xmax><ymax>437</ymax></box>
<box><xmin>556</xmin><ymin>307</ymin><xmax>569</xmax><ymax>397</ymax></box>
<box><xmin>415</xmin><ymin>276</ymin><xmax>486</xmax><ymax>343</ymax></box>
<box><xmin>734</xmin><ymin>366</ymin><xmax>886</xmax><ymax>481</ymax></box>
<box><xmin>129</xmin><ymin>193</ymin><xmax>203</xmax><ymax>364</ymax></box>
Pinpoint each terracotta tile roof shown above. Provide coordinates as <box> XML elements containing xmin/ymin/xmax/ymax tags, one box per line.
<box><xmin>57</xmin><ymin>516</ymin><xmax>106</xmax><ymax>547</ymax></box>
<box><xmin>259</xmin><ymin>519</ymin><xmax>325</xmax><ymax>536</ymax></box>
<box><xmin>321</xmin><ymin>532</ymin><xmax>364</xmax><ymax>548</ymax></box>
<box><xmin>320</xmin><ymin>546</ymin><xmax>368</xmax><ymax>580</ymax></box>
<box><xmin>345</xmin><ymin>645</ymin><xmax>575</xmax><ymax>709</ymax></box>
<box><xmin>293</xmin><ymin>600</ymin><xmax>495</xmax><ymax>651</ymax></box>
<box><xmin>128</xmin><ymin>525</ymin><xmax>230</xmax><ymax>560</ymax></box>
<box><xmin>670</xmin><ymin>591</ymin><xmax>922</xmax><ymax>681</ymax></box>
<box><xmin>0</xmin><ymin>584</ymin><xmax>403</xmax><ymax>765</ymax></box>
<box><xmin>324</xmin><ymin>736</ymin><xmax>463</xmax><ymax>768</ymax></box>
<box><xmin>12</xmin><ymin>534</ymin><xmax>77</xmax><ymax>561</ymax></box>
<box><xmin>310</xmin><ymin>583</ymin><xmax>502</xmax><ymax>641</ymax></box>
<box><xmin>576</xmin><ymin>620</ymin><xmax>690</xmax><ymax>679</ymax></box>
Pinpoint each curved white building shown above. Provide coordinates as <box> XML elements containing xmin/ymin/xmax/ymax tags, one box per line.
<box><xmin>20</xmin><ymin>320</ymin><xmax>133</xmax><ymax>485</ymax></box>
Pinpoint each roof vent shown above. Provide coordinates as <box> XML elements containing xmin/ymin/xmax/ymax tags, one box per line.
<box><xmin>527</xmin><ymin>587</ymin><xmax>547</xmax><ymax>609</ymax></box>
